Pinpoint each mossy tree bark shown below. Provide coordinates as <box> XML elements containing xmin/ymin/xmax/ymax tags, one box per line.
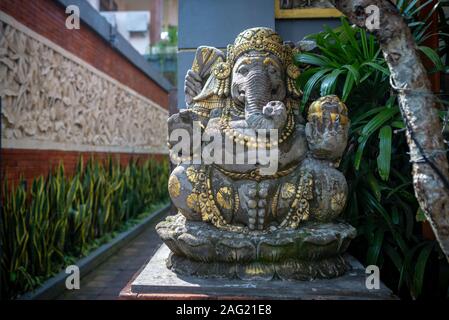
<box><xmin>333</xmin><ymin>0</ymin><xmax>449</xmax><ymax>259</ymax></box>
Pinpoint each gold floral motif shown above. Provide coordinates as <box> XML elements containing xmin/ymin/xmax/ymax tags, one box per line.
<box><xmin>186</xmin><ymin>166</ymin><xmax>199</xmax><ymax>184</ymax></box>
<box><xmin>186</xmin><ymin>193</ymin><xmax>199</xmax><ymax>211</ymax></box>
<box><xmin>216</xmin><ymin>187</ymin><xmax>233</xmax><ymax>210</ymax></box>
<box><xmin>213</xmin><ymin>61</ymin><xmax>231</xmax><ymax>80</ymax></box>
<box><xmin>279</xmin><ymin>171</ymin><xmax>314</xmax><ymax>229</ymax></box>
<box><xmin>168</xmin><ymin>175</ymin><xmax>181</xmax><ymax>198</ymax></box>
<box><xmin>193</xmin><ymin>167</ymin><xmax>228</xmax><ymax>228</ymax></box>
<box><xmin>280</xmin><ymin>183</ymin><xmax>296</xmax><ymax>200</ymax></box>
<box><xmin>213</xmin><ymin>62</ymin><xmax>231</xmax><ymax>97</ymax></box>
<box><xmin>192</xmin><ymin>58</ymin><xmax>200</xmax><ymax>73</ymax></box>
<box><xmin>331</xmin><ymin>192</ymin><xmax>346</xmax><ymax>212</ymax></box>
<box><xmin>287</xmin><ymin>64</ymin><xmax>300</xmax><ymax>79</ymax></box>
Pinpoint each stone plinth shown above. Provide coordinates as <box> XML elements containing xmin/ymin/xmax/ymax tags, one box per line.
<box><xmin>157</xmin><ymin>214</ymin><xmax>357</xmax><ymax>281</ymax></box>
<box><xmin>119</xmin><ymin>244</ymin><xmax>396</xmax><ymax>300</ymax></box>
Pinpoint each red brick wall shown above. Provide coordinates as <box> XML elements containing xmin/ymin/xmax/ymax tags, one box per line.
<box><xmin>0</xmin><ymin>0</ymin><xmax>169</xmax><ymax>109</ymax></box>
<box><xmin>1</xmin><ymin>149</ymin><xmax>168</xmax><ymax>188</ymax></box>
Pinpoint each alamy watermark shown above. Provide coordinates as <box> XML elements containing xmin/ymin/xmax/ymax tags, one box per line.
<box><xmin>365</xmin><ymin>5</ymin><xmax>380</xmax><ymax>31</ymax></box>
<box><xmin>65</xmin><ymin>5</ymin><xmax>80</xmax><ymax>30</ymax></box>
<box><xmin>365</xmin><ymin>265</ymin><xmax>380</xmax><ymax>290</ymax></box>
<box><xmin>65</xmin><ymin>265</ymin><xmax>80</xmax><ymax>290</ymax></box>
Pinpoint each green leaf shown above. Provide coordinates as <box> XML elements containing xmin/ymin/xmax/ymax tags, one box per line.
<box><xmin>342</xmin><ymin>71</ymin><xmax>355</xmax><ymax>102</ymax></box>
<box><xmin>320</xmin><ymin>68</ymin><xmax>344</xmax><ymax>96</ymax></box>
<box><xmin>354</xmin><ymin>137</ymin><xmax>368</xmax><ymax>170</ymax></box>
<box><xmin>418</xmin><ymin>46</ymin><xmax>445</xmax><ymax>71</ymax></box>
<box><xmin>367</xmin><ymin>173</ymin><xmax>382</xmax><ymax>202</ymax></box>
<box><xmin>366</xmin><ymin>229</ymin><xmax>385</xmax><ymax>265</ymax></box>
<box><xmin>412</xmin><ymin>242</ymin><xmax>434</xmax><ymax>298</ymax></box>
<box><xmin>416</xmin><ymin>208</ymin><xmax>427</xmax><ymax>222</ymax></box>
<box><xmin>361</xmin><ymin>61</ymin><xmax>390</xmax><ymax>76</ymax></box>
<box><xmin>383</xmin><ymin>243</ymin><xmax>403</xmax><ymax>273</ymax></box>
<box><xmin>361</xmin><ymin>107</ymin><xmax>398</xmax><ymax>138</ymax></box>
<box><xmin>301</xmin><ymin>68</ymin><xmax>331</xmax><ymax>104</ymax></box>
<box><xmin>296</xmin><ymin>53</ymin><xmax>333</xmax><ymax>67</ymax></box>
<box><xmin>342</xmin><ymin>64</ymin><xmax>360</xmax><ymax>84</ymax></box>
<box><xmin>377</xmin><ymin>125</ymin><xmax>392</xmax><ymax>181</ymax></box>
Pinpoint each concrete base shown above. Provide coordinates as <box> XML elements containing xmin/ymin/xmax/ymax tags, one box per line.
<box><xmin>119</xmin><ymin>244</ymin><xmax>396</xmax><ymax>300</ymax></box>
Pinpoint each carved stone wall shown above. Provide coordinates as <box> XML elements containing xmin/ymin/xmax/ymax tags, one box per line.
<box><xmin>0</xmin><ymin>12</ymin><xmax>169</xmax><ymax>154</ymax></box>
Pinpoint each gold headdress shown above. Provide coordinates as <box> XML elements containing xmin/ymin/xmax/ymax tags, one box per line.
<box><xmin>213</xmin><ymin>27</ymin><xmax>302</xmax><ymax>98</ymax></box>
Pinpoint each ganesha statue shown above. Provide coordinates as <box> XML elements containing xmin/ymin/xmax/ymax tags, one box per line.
<box><xmin>157</xmin><ymin>27</ymin><xmax>356</xmax><ymax>280</ymax></box>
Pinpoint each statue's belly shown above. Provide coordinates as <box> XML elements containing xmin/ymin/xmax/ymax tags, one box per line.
<box><xmin>210</xmin><ymin>162</ymin><xmax>308</xmax><ymax>231</ymax></box>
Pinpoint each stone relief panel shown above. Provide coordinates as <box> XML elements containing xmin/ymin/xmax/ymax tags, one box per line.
<box><xmin>0</xmin><ymin>14</ymin><xmax>168</xmax><ymax>154</ymax></box>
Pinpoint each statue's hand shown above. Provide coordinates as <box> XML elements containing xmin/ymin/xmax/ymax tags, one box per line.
<box><xmin>262</xmin><ymin>101</ymin><xmax>287</xmax><ymax>130</ymax></box>
<box><xmin>184</xmin><ymin>70</ymin><xmax>203</xmax><ymax>106</ymax></box>
<box><xmin>305</xmin><ymin>110</ymin><xmax>349</xmax><ymax>161</ymax></box>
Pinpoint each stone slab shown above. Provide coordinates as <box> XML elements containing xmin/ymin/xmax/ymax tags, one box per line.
<box><xmin>123</xmin><ymin>244</ymin><xmax>396</xmax><ymax>300</ymax></box>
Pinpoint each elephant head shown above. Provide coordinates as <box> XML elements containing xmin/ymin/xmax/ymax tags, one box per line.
<box><xmin>231</xmin><ymin>51</ymin><xmax>287</xmax><ymax>131</ymax></box>
<box><xmin>208</xmin><ymin>27</ymin><xmax>301</xmax><ymax>131</ymax></box>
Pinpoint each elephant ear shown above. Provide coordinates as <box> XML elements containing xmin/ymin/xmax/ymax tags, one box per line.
<box><xmin>191</xmin><ymin>46</ymin><xmax>230</xmax><ymax>103</ymax></box>
<box><xmin>192</xmin><ymin>46</ymin><xmax>231</xmax><ymax>110</ymax></box>
<box><xmin>191</xmin><ymin>46</ymin><xmax>225</xmax><ymax>81</ymax></box>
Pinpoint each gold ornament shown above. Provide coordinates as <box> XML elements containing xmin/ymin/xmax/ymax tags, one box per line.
<box><xmin>213</xmin><ymin>61</ymin><xmax>231</xmax><ymax>97</ymax></box>
<box><xmin>216</xmin><ymin>186</ymin><xmax>233</xmax><ymax>210</ymax></box>
<box><xmin>278</xmin><ymin>171</ymin><xmax>314</xmax><ymax>229</ymax></box>
<box><xmin>214</xmin><ymin>163</ymin><xmax>298</xmax><ymax>182</ymax></box>
<box><xmin>286</xmin><ymin>64</ymin><xmax>302</xmax><ymax>98</ymax></box>
<box><xmin>271</xmin><ymin>188</ymin><xmax>280</xmax><ymax>218</ymax></box>
<box><xmin>168</xmin><ymin>175</ymin><xmax>181</xmax><ymax>198</ymax></box>
<box><xmin>331</xmin><ymin>192</ymin><xmax>346</xmax><ymax>212</ymax></box>
<box><xmin>186</xmin><ymin>166</ymin><xmax>199</xmax><ymax>184</ymax></box>
<box><xmin>219</xmin><ymin>104</ymin><xmax>296</xmax><ymax>149</ymax></box>
<box><xmin>287</xmin><ymin>64</ymin><xmax>300</xmax><ymax>79</ymax></box>
<box><xmin>229</xmin><ymin>28</ymin><xmax>286</xmax><ymax>65</ymax></box>
<box><xmin>186</xmin><ymin>193</ymin><xmax>199</xmax><ymax>211</ymax></box>
<box><xmin>280</xmin><ymin>182</ymin><xmax>296</xmax><ymax>199</ymax></box>
<box><xmin>234</xmin><ymin>192</ymin><xmax>240</xmax><ymax>215</ymax></box>
<box><xmin>213</xmin><ymin>61</ymin><xmax>231</xmax><ymax>80</ymax></box>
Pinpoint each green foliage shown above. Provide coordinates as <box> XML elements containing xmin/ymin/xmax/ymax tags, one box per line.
<box><xmin>438</xmin><ymin>2</ymin><xmax>449</xmax><ymax>68</ymax></box>
<box><xmin>295</xmin><ymin>3</ymin><xmax>449</xmax><ymax>299</ymax></box>
<box><xmin>0</xmin><ymin>157</ymin><xmax>169</xmax><ymax>299</ymax></box>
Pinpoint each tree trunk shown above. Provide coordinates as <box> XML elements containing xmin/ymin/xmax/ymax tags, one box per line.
<box><xmin>333</xmin><ymin>0</ymin><xmax>449</xmax><ymax>258</ymax></box>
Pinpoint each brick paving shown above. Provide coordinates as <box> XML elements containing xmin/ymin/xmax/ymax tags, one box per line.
<box><xmin>57</xmin><ymin>218</ymin><xmax>165</xmax><ymax>300</ymax></box>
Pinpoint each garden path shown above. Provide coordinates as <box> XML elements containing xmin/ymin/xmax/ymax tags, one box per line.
<box><xmin>56</xmin><ymin>216</ymin><xmax>165</xmax><ymax>300</ymax></box>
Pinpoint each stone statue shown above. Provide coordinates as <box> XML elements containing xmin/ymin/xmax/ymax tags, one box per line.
<box><xmin>157</xmin><ymin>28</ymin><xmax>356</xmax><ymax>280</ymax></box>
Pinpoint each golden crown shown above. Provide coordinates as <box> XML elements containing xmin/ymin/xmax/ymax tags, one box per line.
<box><xmin>227</xmin><ymin>27</ymin><xmax>290</xmax><ymax>65</ymax></box>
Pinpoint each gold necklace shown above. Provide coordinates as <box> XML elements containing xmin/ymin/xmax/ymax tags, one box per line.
<box><xmin>214</xmin><ymin>163</ymin><xmax>298</xmax><ymax>182</ymax></box>
<box><xmin>219</xmin><ymin>104</ymin><xmax>295</xmax><ymax>149</ymax></box>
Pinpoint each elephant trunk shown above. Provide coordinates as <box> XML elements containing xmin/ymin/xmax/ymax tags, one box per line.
<box><xmin>244</xmin><ymin>71</ymin><xmax>273</xmax><ymax>130</ymax></box>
